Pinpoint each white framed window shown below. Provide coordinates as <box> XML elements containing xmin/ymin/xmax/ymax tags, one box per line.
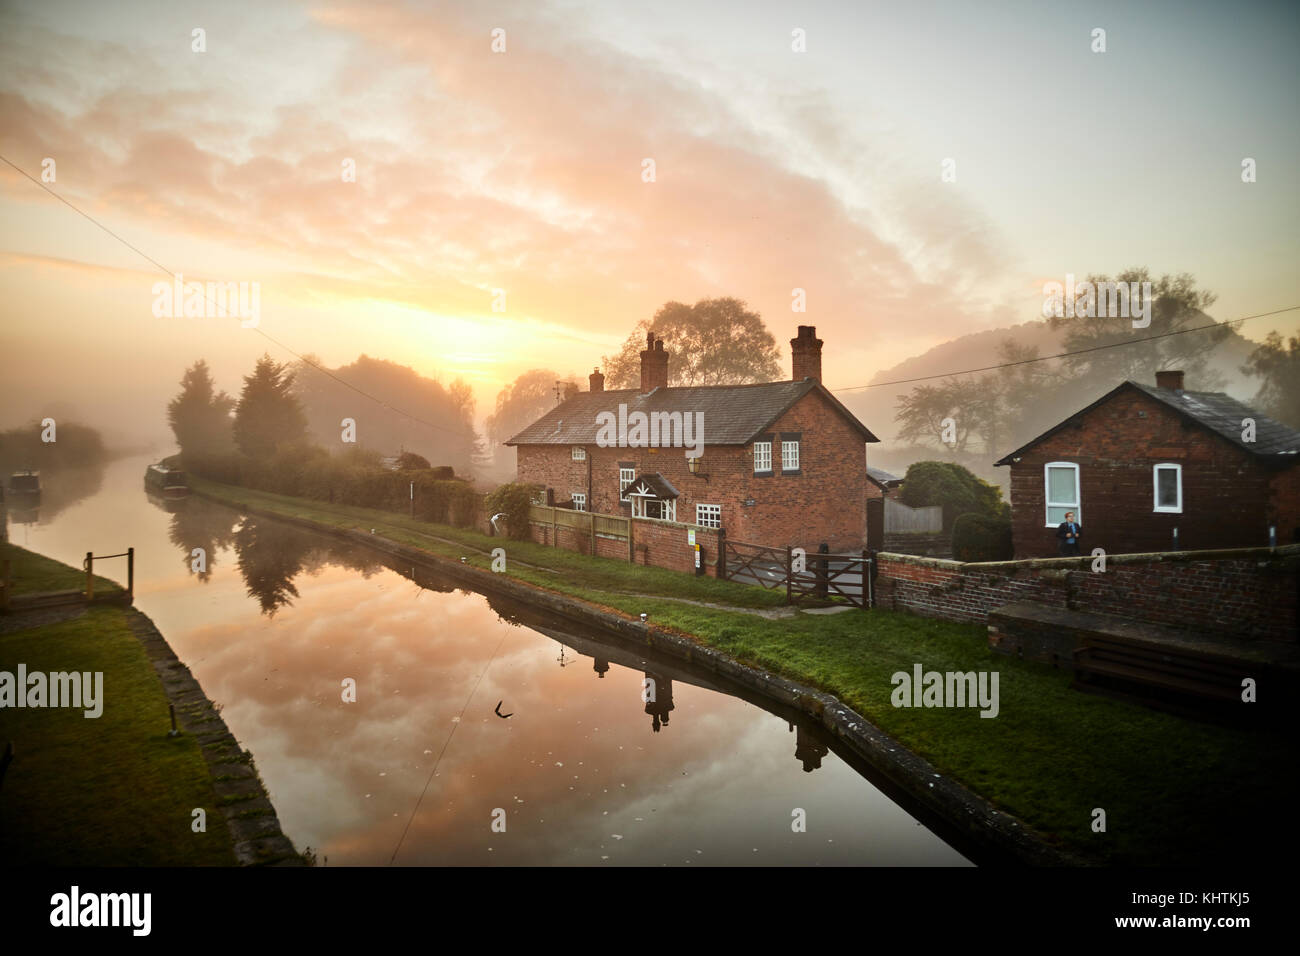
<box><xmin>632</xmin><ymin>496</ymin><xmax>675</xmax><ymax>522</ymax></box>
<box><xmin>781</xmin><ymin>440</ymin><xmax>800</xmax><ymax>471</ymax></box>
<box><xmin>696</xmin><ymin>503</ymin><xmax>721</xmax><ymax>529</ymax></box>
<box><xmin>571</xmin><ymin>492</ymin><xmax>587</xmax><ymax>512</ymax></box>
<box><xmin>753</xmin><ymin>441</ymin><xmax>772</xmax><ymax>473</ymax></box>
<box><xmin>619</xmin><ymin>467</ymin><xmax>636</xmax><ymax>501</ymax></box>
<box><xmin>572</xmin><ymin>446</ymin><xmax>586</xmax><ymax>461</ymax></box>
<box><xmin>1153</xmin><ymin>463</ymin><xmax>1182</xmax><ymax>513</ymax></box>
<box><xmin>1044</xmin><ymin>462</ymin><xmax>1080</xmax><ymax>527</ymax></box>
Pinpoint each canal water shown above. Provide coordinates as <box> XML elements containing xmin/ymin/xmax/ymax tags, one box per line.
<box><xmin>5</xmin><ymin>453</ymin><xmax>971</xmax><ymax>866</ymax></box>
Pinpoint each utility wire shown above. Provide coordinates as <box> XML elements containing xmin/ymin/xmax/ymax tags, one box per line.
<box><xmin>0</xmin><ymin>154</ymin><xmax>479</xmax><ymax>441</ymax></box>
<box><xmin>6</xmin><ymin>154</ymin><xmax>1294</xmax><ymax>407</ymax></box>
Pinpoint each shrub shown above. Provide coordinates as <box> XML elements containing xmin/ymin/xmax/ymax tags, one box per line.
<box><xmin>186</xmin><ymin>445</ymin><xmax>484</xmax><ymax>528</ymax></box>
<box><xmin>485</xmin><ymin>482</ymin><xmax>543</xmax><ymax>540</ymax></box>
<box><xmin>952</xmin><ymin>512</ymin><xmax>1014</xmax><ymax>562</ymax></box>
<box><xmin>901</xmin><ymin>461</ymin><xmax>1008</xmax><ymax>529</ymax></box>
<box><xmin>396</xmin><ymin>451</ymin><xmax>432</xmax><ymax>470</ymax></box>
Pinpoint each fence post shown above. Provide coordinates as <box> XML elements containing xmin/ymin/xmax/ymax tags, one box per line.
<box><xmin>717</xmin><ymin>529</ymin><xmax>727</xmax><ymax>579</ymax></box>
<box><xmin>627</xmin><ymin>515</ymin><xmax>634</xmax><ymax>563</ymax></box>
<box><xmin>863</xmin><ymin>549</ymin><xmax>872</xmax><ymax>609</ymax></box>
<box><xmin>127</xmin><ymin>547</ymin><xmax>134</xmax><ymax>602</ymax></box>
<box><xmin>785</xmin><ymin>546</ymin><xmax>793</xmax><ymax>604</ymax></box>
<box><xmin>551</xmin><ymin>507</ymin><xmax>557</xmax><ymax>548</ymax></box>
<box><xmin>589</xmin><ymin>511</ymin><xmax>595</xmax><ymax>556</ymax></box>
<box><xmin>85</xmin><ymin>551</ymin><xmax>94</xmax><ymax>600</ymax></box>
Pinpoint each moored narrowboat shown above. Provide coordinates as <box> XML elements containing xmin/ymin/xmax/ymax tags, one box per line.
<box><xmin>144</xmin><ymin>463</ymin><xmax>189</xmax><ymax>499</ymax></box>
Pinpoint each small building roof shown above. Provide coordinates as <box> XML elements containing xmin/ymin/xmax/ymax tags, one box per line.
<box><xmin>994</xmin><ymin>381</ymin><xmax>1300</xmax><ymax>466</ymax></box>
<box><xmin>625</xmin><ymin>472</ymin><xmax>679</xmax><ymax>500</ymax></box>
<box><xmin>866</xmin><ymin>466</ymin><xmax>902</xmax><ymax>491</ymax></box>
<box><xmin>505</xmin><ymin>380</ymin><xmax>878</xmax><ymax>446</ymax></box>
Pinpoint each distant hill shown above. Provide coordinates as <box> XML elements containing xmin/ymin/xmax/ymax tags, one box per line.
<box><xmin>842</xmin><ymin>315</ymin><xmax>1264</xmax><ymax>490</ymax></box>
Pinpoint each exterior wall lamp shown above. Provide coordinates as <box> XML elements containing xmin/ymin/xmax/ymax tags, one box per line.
<box><xmin>688</xmin><ymin>456</ymin><xmax>709</xmax><ymax>481</ymax></box>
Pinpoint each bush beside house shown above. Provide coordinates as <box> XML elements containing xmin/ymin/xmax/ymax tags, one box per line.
<box><xmin>951</xmin><ymin>512</ymin><xmax>1014</xmax><ymax>562</ymax></box>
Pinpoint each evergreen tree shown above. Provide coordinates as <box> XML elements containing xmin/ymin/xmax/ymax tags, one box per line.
<box><xmin>167</xmin><ymin>360</ymin><xmax>235</xmax><ymax>457</ymax></box>
<box><xmin>233</xmin><ymin>354</ymin><xmax>308</xmax><ymax>459</ymax></box>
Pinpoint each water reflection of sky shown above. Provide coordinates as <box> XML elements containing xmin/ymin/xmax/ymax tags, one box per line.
<box><xmin>9</xmin><ymin>454</ymin><xmax>970</xmax><ymax>866</ymax></box>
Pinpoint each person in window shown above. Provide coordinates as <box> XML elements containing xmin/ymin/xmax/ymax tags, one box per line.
<box><xmin>1056</xmin><ymin>511</ymin><xmax>1082</xmax><ymax>556</ymax></box>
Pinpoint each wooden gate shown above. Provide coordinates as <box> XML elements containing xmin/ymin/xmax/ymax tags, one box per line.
<box><xmin>722</xmin><ymin>539</ymin><xmax>872</xmax><ymax>608</ymax></box>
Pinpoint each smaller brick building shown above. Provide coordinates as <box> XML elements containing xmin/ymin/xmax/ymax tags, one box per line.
<box><xmin>505</xmin><ymin>326</ymin><xmax>880</xmax><ymax>552</ymax></box>
<box><xmin>995</xmin><ymin>370</ymin><xmax>1300</xmax><ymax>558</ymax></box>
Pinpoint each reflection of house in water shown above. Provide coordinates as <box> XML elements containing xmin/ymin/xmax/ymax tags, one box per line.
<box><xmin>789</xmin><ymin>720</ymin><xmax>829</xmax><ymax>772</ymax></box>
<box><xmin>592</xmin><ymin>658</ymin><xmax>609</xmax><ymax>678</ymax></box>
<box><xmin>644</xmin><ymin>670</ymin><xmax>674</xmax><ymax>733</ymax></box>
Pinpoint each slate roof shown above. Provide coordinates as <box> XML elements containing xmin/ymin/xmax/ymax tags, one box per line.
<box><xmin>994</xmin><ymin>381</ymin><xmax>1300</xmax><ymax>466</ymax></box>
<box><xmin>505</xmin><ymin>380</ymin><xmax>878</xmax><ymax>446</ymax></box>
<box><xmin>867</xmin><ymin>466</ymin><xmax>902</xmax><ymax>488</ymax></box>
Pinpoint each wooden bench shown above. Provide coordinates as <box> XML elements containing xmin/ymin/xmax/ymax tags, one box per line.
<box><xmin>1073</xmin><ymin>634</ymin><xmax>1258</xmax><ymax>716</ymax></box>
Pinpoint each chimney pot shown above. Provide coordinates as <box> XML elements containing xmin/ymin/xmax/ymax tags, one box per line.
<box><xmin>640</xmin><ymin>331</ymin><xmax>670</xmax><ymax>392</ymax></box>
<box><xmin>1156</xmin><ymin>370</ymin><xmax>1185</xmax><ymax>392</ymax></box>
<box><xmin>790</xmin><ymin>325</ymin><xmax>824</xmax><ymax>383</ymax></box>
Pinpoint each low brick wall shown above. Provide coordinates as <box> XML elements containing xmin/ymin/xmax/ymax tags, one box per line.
<box><xmin>529</xmin><ymin>514</ymin><xmax>721</xmax><ymax>577</ymax></box>
<box><xmin>875</xmin><ymin>544</ymin><xmax>1300</xmax><ymax>642</ymax></box>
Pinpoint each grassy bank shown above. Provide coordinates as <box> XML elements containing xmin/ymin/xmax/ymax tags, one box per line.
<box><xmin>193</xmin><ymin>476</ymin><xmax>1291</xmax><ymax>865</ymax></box>
<box><xmin>0</xmin><ymin>603</ymin><xmax>237</xmax><ymax>865</ymax></box>
<box><xmin>1</xmin><ymin>541</ymin><xmax>123</xmax><ymax>598</ymax></box>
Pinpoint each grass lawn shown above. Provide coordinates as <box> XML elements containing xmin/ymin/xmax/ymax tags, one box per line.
<box><xmin>0</xmin><ymin>605</ymin><xmax>236</xmax><ymax>865</ymax></box>
<box><xmin>194</xmin><ymin>476</ymin><xmax>1291</xmax><ymax>865</ymax></box>
<box><xmin>1</xmin><ymin>541</ymin><xmax>123</xmax><ymax>597</ymax></box>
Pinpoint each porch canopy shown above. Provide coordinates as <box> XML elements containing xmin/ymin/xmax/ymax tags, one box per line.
<box><xmin>626</xmin><ymin>472</ymin><xmax>679</xmax><ymax>521</ymax></box>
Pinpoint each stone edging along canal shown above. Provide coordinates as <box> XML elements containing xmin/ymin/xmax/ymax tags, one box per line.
<box><xmin>199</xmin><ymin>489</ymin><xmax>1086</xmax><ymax>866</ymax></box>
<box><xmin>126</xmin><ymin>608</ymin><xmax>303</xmax><ymax>866</ymax></box>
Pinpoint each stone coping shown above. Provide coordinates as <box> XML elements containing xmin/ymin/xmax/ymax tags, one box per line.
<box><xmin>877</xmin><ymin>542</ymin><xmax>1300</xmax><ymax>573</ymax></box>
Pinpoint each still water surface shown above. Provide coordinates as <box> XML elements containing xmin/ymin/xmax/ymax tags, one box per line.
<box><xmin>6</xmin><ymin>453</ymin><xmax>971</xmax><ymax>866</ymax></box>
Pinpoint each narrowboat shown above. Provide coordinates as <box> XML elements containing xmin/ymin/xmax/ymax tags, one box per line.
<box><xmin>7</xmin><ymin>470</ymin><xmax>41</xmax><ymax>502</ymax></box>
<box><xmin>144</xmin><ymin>463</ymin><xmax>189</xmax><ymax>499</ymax></box>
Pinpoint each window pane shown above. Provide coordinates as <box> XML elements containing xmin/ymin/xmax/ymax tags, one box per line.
<box><xmin>1047</xmin><ymin>466</ymin><xmax>1076</xmax><ymax>504</ymax></box>
<box><xmin>1048</xmin><ymin>505</ymin><xmax>1073</xmax><ymax>524</ymax></box>
<box><xmin>1157</xmin><ymin>468</ymin><xmax>1178</xmax><ymax>507</ymax></box>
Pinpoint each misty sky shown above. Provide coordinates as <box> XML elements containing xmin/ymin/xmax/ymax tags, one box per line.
<box><xmin>1</xmin><ymin>0</ymin><xmax>1297</xmax><ymax>448</ymax></box>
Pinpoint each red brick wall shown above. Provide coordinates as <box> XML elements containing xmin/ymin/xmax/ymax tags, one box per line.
<box><xmin>875</xmin><ymin>548</ymin><xmax>1298</xmax><ymax>642</ymax></box>
<box><xmin>1005</xmin><ymin>386</ymin><xmax>1298</xmax><ymax>558</ymax></box>
<box><xmin>526</xmin><ymin>513</ymin><xmax>720</xmax><ymax>577</ymax></box>
<box><xmin>515</xmin><ymin>390</ymin><xmax>867</xmax><ymax>551</ymax></box>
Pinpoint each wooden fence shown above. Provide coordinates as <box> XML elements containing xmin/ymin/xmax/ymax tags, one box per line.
<box><xmin>529</xmin><ymin>504</ymin><xmax>632</xmax><ymax>559</ymax></box>
<box><xmin>884</xmin><ymin>498</ymin><xmax>943</xmax><ymax>533</ymax></box>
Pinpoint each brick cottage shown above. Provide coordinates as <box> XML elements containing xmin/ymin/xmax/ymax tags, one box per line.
<box><xmin>995</xmin><ymin>370</ymin><xmax>1300</xmax><ymax>558</ymax></box>
<box><xmin>505</xmin><ymin>326</ymin><xmax>879</xmax><ymax>552</ymax></box>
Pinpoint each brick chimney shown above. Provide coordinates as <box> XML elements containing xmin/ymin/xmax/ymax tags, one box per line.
<box><xmin>791</xmin><ymin>325</ymin><xmax>823</xmax><ymax>383</ymax></box>
<box><xmin>589</xmin><ymin>367</ymin><xmax>604</xmax><ymax>392</ymax></box>
<box><xmin>1156</xmin><ymin>370</ymin><xmax>1184</xmax><ymax>392</ymax></box>
<box><xmin>640</xmin><ymin>332</ymin><xmax>669</xmax><ymax>393</ymax></box>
